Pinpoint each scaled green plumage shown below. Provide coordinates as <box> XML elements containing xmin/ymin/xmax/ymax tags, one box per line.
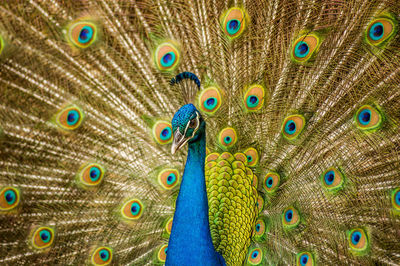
<box><xmin>205</xmin><ymin>151</ymin><xmax>258</xmax><ymax>265</ymax></box>
<box><xmin>0</xmin><ymin>0</ymin><xmax>399</xmax><ymax>265</ymax></box>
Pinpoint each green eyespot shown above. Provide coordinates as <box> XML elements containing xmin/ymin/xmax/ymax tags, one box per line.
<box><xmin>365</xmin><ymin>15</ymin><xmax>398</xmax><ymax>47</ymax></box>
<box><xmin>0</xmin><ymin>186</ymin><xmax>20</xmax><ymax>211</ymax></box>
<box><xmin>282</xmin><ymin>114</ymin><xmax>306</xmax><ymax>140</ymax></box>
<box><xmin>347</xmin><ymin>228</ymin><xmax>369</xmax><ymax>255</ymax></box>
<box><xmin>221</xmin><ymin>7</ymin><xmax>248</xmax><ymax>39</ymax></box>
<box><xmin>154</xmin><ymin>42</ymin><xmax>180</xmax><ymax>71</ymax></box>
<box><xmin>291</xmin><ymin>33</ymin><xmax>321</xmax><ymax>63</ymax></box>
<box><xmin>91</xmin><ymin>246</ymin><xmax>113</xmax><ymax>266</ymax></box>
<box><xmin>296</xmin><ymin>252</ymin><xmax>314</xmax><ymax>266</ymax></box>
<box><xmin>199</xmin><ymin>87</ymin><xmax>222</xmax><ymax>114</ymax></box>
<box><xmin>218</xmin><ymin>127</ymin><xmax>238</xmax><ymax>148</ymax></box>
<box><xmin>321</xmin><ymin>167</ymin><xmax>344</xmax><ymax>193</ymax></box>
<box><xmin>153</xmin><ymin>121</ymin><xmax>173</xmax><ymax>145</ymax></box>
<box><xmin>244</xmin><ymin>85</ymin><xmax>265</xmax><ymax>112</ymax></box>
<box><xmin>158</xmin><ymin>169</ymin><xmax>180</xmax><ymax>190</ymax></box>
<box><xmin>247</xmin><ymin>247</ymin><xmax>263</xmax><ymax>265</ymax></box>
<box><xmin>355</xmin><ymin>105</ymin><xmax>383</xmax><ymax>131</ymax></box>
<box><xmin>77</xmin><ymin>163</ymin><xmax>106</xmax><ymax>188</ymax></box>
<box><xmin>263</xmin><ymin>172</ymin><xmax>280</xmax><ymax>193</ymax></box>
<box><xmin>121</xmin><ymin>199</ymin><xmax>144</xmax><ymax>220</ymax></box>
<box><xmin>31</xmin><ymin>226</ymin><xmax>55</xmax><ymax>250</ymax></box>
<box><xmin>67</xmin><ymin>20</ymin><xmax>98</xmax><ymax>49</ymax></box>
<box><xmin>55</xmin><ymin>105</ymin><xmax>85</xmax><ymax>131</ymax></box>
<box><xmin>282</xmin><ymin>206</ymin><xmax>300</xmax><ymax>229</ymax></box>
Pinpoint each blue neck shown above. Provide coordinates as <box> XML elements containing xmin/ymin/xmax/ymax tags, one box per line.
<box><xmin>166</xmin><ymin>131</ymin><xmax>225</xmax><ymax>265</ymax></box>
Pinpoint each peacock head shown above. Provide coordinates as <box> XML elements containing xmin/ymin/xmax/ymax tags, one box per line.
<box><xmin>171</xmin><ymin>103</ymin><xmax>205</xmax><ymax>154</ymax></box>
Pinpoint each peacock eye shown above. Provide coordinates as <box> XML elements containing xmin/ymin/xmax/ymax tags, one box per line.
<box><xmin>391</xmin><ymin>188</ymin><xmax>400</xmax><ymax>211</ymax></box>
<box><xmin>291</xmin><ymin>34</ymin><xmax>321</xmax><ymax>63</ymax></box>
<box><xmin>67</xmin><ymin>21</ymin><xmax>97</xmax><ymax>49</ymax></box>
<box><xmin>348</xmin><ymin>228</ymin><xmax>369</xmax><ymax>253</ymax></box>
<box><xmin>199</xmin><ymin>87</ymin><xmax>222</xmax><ymax>114</ymax></box>
<box><xmin>247</xmin><ymin>247</ymin><xmax>263</xmax><ymax>265</ymax></box>
<box><xmin>244</xmin><ymin>85</ymin><xmax>265</xmax><ymax>112</ymax></box>
<box><xmin>263</xmin><ymin>172</ymin><xmax>280</xmax><ymax>193</ymax></box>
<box><xmin>282</xmin><ymin>114</ymin><xmax>306</xmax><ymax>140</ymax></box>
<box><xmin>188</xmin><ymin>118</ymin><xmax>197</xmax><ymax>128</ymax></box>
<box><xmin>355</xmin><ymin>105</ymin><xmax>382</xmax><ymax>131</ymax></box>
<box><xmin>55</xmin><ymin>105</ymin><xmax>85</xmax><ymax>131</ymax></box>
<box><xmin>282</xmin><ymin>206</ymin><xmax>300</xmax><ymax>229</ymax></box>
<box><xmin>31</xmin><ymin>227</ymin><xmax>55</xmax><ymax>249</ymax></box>
<box><xmin>121</xmin><ymin>199</ymin><xmax>144</xmax><ymax>220</ymax></box>
<box><xmin>221</xmin><ymin>7</ymin><xmax>248</xmax><ymax>39</ymax></box>
<box><xmin>244</xmin><ymin>147</ymin><xmax>259</xmax><ymax>167</ymax></box>
<box><xmin>297</xmin><ymin>252</ymin><xmax>314</xmax><ymax>266</ymax></box>
<box><xmin>321</xmin><ymin>167</ymin><xmax>344</xmax><ymax>192</ymax></box>
<box><xmin>366</xmin><ymin>17</ymin><xmax>396</xmax><ymax>46</ymax></box>
<box><xmin>154</xmin><ymin>42</ymin><xmax>180</xmax><ymax>71</ymax></box>
<box><xmin>0</xmin><ymin>35</ymin><xmax>4</xmax><ymax>56</ymax></box>
<box><xmin>158</xmin><ymin>169</ymin><xmax>180</xmax><ymax>190</ymax></box>
<box><xmin>78</xmin><ymin>163</ymin><xmax>105</xmax><ymax>187</ymax></box>
<box><xmin>164</xmin><ymin>217</ymin><xmax>173</xmax><ymax>235</ymax></box>
<box><xmin>218</xmin><ymin>127</ymin><xmax>238</xmax><ymax>148</ymax></box>
<box><xmin>91</xmin><ymin>246</ymin><xmax>113</xmax><ymax>265</ymax></box>
<box><xmin>157</xmin><ymin>244</ymin><xmax>168</xmax><ymax>263</ymax></box>
<box><xmin>253</xmin><ymin>217</ymin><xmax>268</xmax><ymax>242</ymax></box>
<box><xmin>0</xmin><ymin>186</ymin><xmax>20</xmax><ymax>211</ymax></box>
<box><xmin>153</xmin><ymin>121</ymin><xmax>173</xmax><ymax>145</ymax></box>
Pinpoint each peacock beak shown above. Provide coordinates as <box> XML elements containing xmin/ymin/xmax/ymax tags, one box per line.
<box><xmin>171</xmin><ymin>130</ymin><xmax>187</xmax><ymax>154</ymax></box>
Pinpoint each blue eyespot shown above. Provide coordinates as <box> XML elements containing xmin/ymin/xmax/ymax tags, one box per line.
<box><xmin>161</xmin><ymin>52</ymin><xmax>176</xmax><ymax>68</ymax></box>
<box><xmin>294</xmin><ymin>42</ymin><xmax>309</xmax><ymax>58</ymax></box>
<box><xmin>285</xmin><ymin>209</ymin><xmax>293</xmax><ymax>222</ymax></box>
<box><xmin>92</xmin><ymin>247</ymin><xmax>112</xmax><ymax>265</ymax></box>
<box><xmin>4</xmin><ymin>190</ymin><xmax>16</xmax><ymax>205</ymax></box>
<box><xmin>204</xmin><ymin>97</ymin><xmax>218</xmax><ymax>110</ymax></box>
<box><xmin>285</xmin><ymin>120</ymin><xmax>296</xmax><ymax>135</ymax></box>
<box><xmin>99</xmin><ymin>249</ymin><xmax>110</xmax><ymax>261</ymax></box>
<box><xmin>396</xmin><ymin>191</ymin><xmax>400</xmax><ymax>206</ymax></box>
<box><xmin>78</xmin><ymin>26</ymin><xmax>93</xmax><ymax>44</ymax></box>
<box><xmin>227</xmin><ymin>19</ymin><xmax>240</xmax><ymax>35</ymax></box>
<box><xmin>131</xmin><ymin>202</ymin><xmax>141</xmax><ymax>216</ymax></box>
<box><xmin>300</xmin><ymin>254</ymin><xmax>309</xmax><ymax>265</ymax></box>
<box><xmin>166</xmin><ymin>173</ymin><xmax>176</xmax><ymax>185</ymax></box>
<box><xmin>266</xmin><ymin>177</ymin><xmax>273</xmax><ymax>188</ymax></box>
<box><xmin>324</xmin><ymin>171</ymin><xmax>335</xmax><ymax>185</ymax></box>
<box><xmin>40</xmin><ymin>229</ymin><xmax>51</xmax><ymax>243</ymax></box>
<box><xmin>67</xmin><ymin>110</ymin><xmax>80</xmax><ymax>126</ymax></box>
<box><xmin>160</xmin><ymin>127</ymin><xmax>172</xmax><ymax>141</ymax></box>
<box><xmin>32</xmin><ymin>227</ymin><xmax>55</xmax><ymax>249</ymax></box>
<box><xmin>351</xmin><ymin>231</ymin><xmax>361</xmax><ymax>245</ymax></box>
<box><xmin>246</xmin><ymin>95</ymin><xmax>259</xmax><ymax>108</ymax></box>
<box><xmin>369</xmin><ymin>22</ymin><xmax>384</xmax><ymax>41</ymax></box>
<box><xmin>89</xmin><ymin>167</ymin><xmax>101</xmax><ymax>182</ymax></box>
<box><xmin>255</xmin><ymin>223</ymin><xmax>260</xmax><ymax>232</ymax></box>
<box><xmin>247</xmin><ymin>155</ymin><xmax>253</xmax><ymax>163</ymax></box>
<box><xmin>251</xmin><ymin>250</ymin><xmax>259</xmax><ymax>259</ymax></box>
<box><xmin>224</xmin><ymin>136</ymin><xmax>232</xmax><ymax>144</ymax></box>
<box><xmin>358</xmin><ymin>109</ymin><xmax>371</xmax><ymax>125</ymax></box>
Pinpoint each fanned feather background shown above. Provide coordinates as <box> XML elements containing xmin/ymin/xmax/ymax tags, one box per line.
<box><xmin>0</xmin><ymin>0</ymin><xmax>399</xmax><ymax>265</ymax></box>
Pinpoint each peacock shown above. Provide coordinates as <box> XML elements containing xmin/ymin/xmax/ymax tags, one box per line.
<box><xmin>0</xmin><ymin>0</ymin><xmax>400</xmax><ymax>265</ymax></box>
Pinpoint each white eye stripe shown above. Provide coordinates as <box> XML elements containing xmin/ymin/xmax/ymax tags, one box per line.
<box><xmin>183</xmin><ymin>111</ymin><xmax>200</xmax><ymax>139</ymax></box>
